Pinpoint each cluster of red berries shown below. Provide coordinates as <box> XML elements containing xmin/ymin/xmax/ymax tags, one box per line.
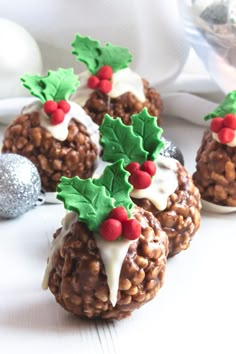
<box><xmin>210</xmin><ymin>113</ymin><xmax>236</xmax><ymax>144</ymax></box>
<box><xmin>125</xmin><ymin>160</ymin><xmax>157</xmax><ymax>189</ymax></box>
<box><xmin>87</xmin><ymin>65</ymin><xmax>113</xmax><ymax>94</ymax></box>
<box><xmin>43</xmin><ymin>100</ymin><xmax>71</xmax><ymax>125</ymax></box>
<box><xmin>99</xmin><ymin>206</ymin><xmax>141</xmax><ymax>241</ymax></box>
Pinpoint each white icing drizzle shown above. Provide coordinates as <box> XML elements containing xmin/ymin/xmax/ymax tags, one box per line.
<box><xmin>72</xmin><ymin>68</ymin><xmax>146</xmax><ymax>106</ymax></box>
<box><xmin>94</xmin><ymin>234</ymin><xmax>134</xmax><ymax>307</ymax></box>
<box><xmin>130</xmin><ymin>155</ymin><xmax>178</xmax><ymax>211</ymax></box>
<box><xmin>42</xmin><ymin>211</ymin><xmax>78</xmax><ymax>290</ymax></box>
<box><xmin>22</xmin><ymin>99</ymin><xmax>99</xmax><ymax>146</ymax></box>
<box><xmin>212</xmin><ymin>132</ymin><xmax>236</xmax><ymax>147</ymax></box>
<box><xmin>42</xmin><ymin>211</ymin><xmax>133</xmax><ymax>307</ymax></box>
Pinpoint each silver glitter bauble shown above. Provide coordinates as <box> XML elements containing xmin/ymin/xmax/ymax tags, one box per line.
<box><xmin>0</xmin><ymin>154</ymin><xmax>41</xmax><ymax>218</ymax></box>
<box><xmin>160</xmin><ymin>137</ymin><xmax>184</xmax><ymax>165</ymax></box>
<box><xmin>180</xmin><ymin>0</ymin><xmax>236</xmax><ymax>93</ymax></box>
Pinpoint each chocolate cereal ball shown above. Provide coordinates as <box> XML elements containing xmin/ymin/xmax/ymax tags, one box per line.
<box><xmin>193</xmin><ymin>130</ymin><xmax>236</xmax><ymax>206</ymax></box>
<box><xmin>82</xmin><ymin>78</ymin><xmax>163</xmax><ymax>126</ymax></box>
<box><xmin>45</xmin><ymin>206</ymin><xmax>168</xmax><ymax>320</ymax></box>
<box><xmin>71</xmin><ymin>34</ymin><xmax>163</xmax><ymax>126</ymax></box>
<box><xmin>133</xmin><ymin>162</ymin><xmax>201</xmax><ymax>257</ymax></box>
<box><xmin>2</xmin><ymin>111</ymin><xmax>98</xmax><ymax>192</ymax></box>
<box><xmin>2</xmin><ymin>68</ymin><xmax>98</xmax><ymax>192</ymax></box>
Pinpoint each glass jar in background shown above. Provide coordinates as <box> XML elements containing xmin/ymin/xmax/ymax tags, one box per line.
<box><xmin>179</xmin><ymin>0</ymin><xmax>236</xmax><ymax>93</ymax></box>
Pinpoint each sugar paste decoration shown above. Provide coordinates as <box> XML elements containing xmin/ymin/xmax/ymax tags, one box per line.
<box><xmin>21</xmin><ymin>68</ymin><xmax>80</xmax><ymax>125</ymax></box>
<box><xmin>205</xmin><ymin>90</ymin><xmax>236</xmax><ymax>146</ymax></box>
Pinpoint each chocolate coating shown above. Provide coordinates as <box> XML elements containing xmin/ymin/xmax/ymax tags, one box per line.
<box><xmin>2</xmin><ymin>112</ymin><xmax>98</xmax><ymax>192</ymax></box>
<box><xmin>83</xmin><ymin>79</ymin><xmax>163</xmax><ymax>126</ymax></box>
<box><xmin>193</xmin><ymin>129</ymin><xmax>236</xmax><ymax>206</ymax></box>
<box><xmin>132</xmin><ymin>162</ymin><xmax>201</xmax><ymax>257</ymax></box>
<box><xmin>47</xmin><ymin>206</ymin><xmax>168</xmax><ymax>320</ymax></box>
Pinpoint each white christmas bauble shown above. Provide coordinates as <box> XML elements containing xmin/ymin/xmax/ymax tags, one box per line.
<box><xmin>0</xmin><ymin>18</ymin><xmax>43</xmax><ymax>98</ymax></box>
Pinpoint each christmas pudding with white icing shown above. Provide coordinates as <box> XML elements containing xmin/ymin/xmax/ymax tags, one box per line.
<box><xmin>42</xmin><ymin>160</ymin><xmax>168</xmax><ymax>320</ymax></box>
<box><xmin>99</xmin><ymin>109</ymin><xmax>201</xmax><ymax>257</ymax></box>
<box><xmin>1</xmin><ymin>68</ymin><xmax>98</xmax><ymax>192</ymax></box>
<box><xmin>71</xmin><ymin>34</ymin><xmax>163</xmax><ymax>126</ymax></box>
<box><xmin>193</xmin><ymin>91</ymin><xmax>236</xmax><ymax>207</ymax></box>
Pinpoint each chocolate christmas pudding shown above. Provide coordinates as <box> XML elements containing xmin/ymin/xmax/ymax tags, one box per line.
<box><xmin>1</xmin><ymin>68</ymin><xmax>98</xmax><ymax>192</ymax></box>
<box><xmin>42</xmin><ymin>160</ymin><xmax>168</xmax><ymax>320</ymax></box>
<box><xmin>99</xmin><ymin>109</ymin><xmax>201</xmax><ymax>257</ymax></box>
<box><xmin>193</xmin><ymin>91</ymin><xmax>236</xmax><ymax>208</ymax></box>
<box><xmin>71</xmin><ymin>34</ymin><xmax>163</xmax><ymax>126</ymax></box>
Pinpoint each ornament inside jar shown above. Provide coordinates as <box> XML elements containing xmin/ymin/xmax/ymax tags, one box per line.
<box><xmin>71</xmin><ymin>34</ymin><xmax>163</xmax><ymax>126</ymax></box>
<box><xmin>99</xmin><ymin>108</ymin><xmax>201</xmax><ymax>257</ymax></box>
<box><xmin>193</xmin><ymin>90</ymin><xmax>236</xmax><ymax>213</ymax></box>
<box><xmin>42</xmin><ymin>160</ymin><xmax>168</xmax><ymax>320</ymax></box>
<box><xmin>1</xmin><ymin>68</ymin><xmax>99</xmax><ymax>193</ymax></box>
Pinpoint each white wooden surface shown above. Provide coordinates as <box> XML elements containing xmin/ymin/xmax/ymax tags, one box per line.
<box><xmin>1</xmin><ymin>115</ymin><xmax>236</xmax><ymax>354</ymax></box>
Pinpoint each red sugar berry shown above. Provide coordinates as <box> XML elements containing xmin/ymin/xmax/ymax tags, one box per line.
<box><xmin>50</xmin><ymin>108</ymin><xmax>65</xmax><ymax>125</ymax></box>
<box><xmin>58</xmin><ymin>100</ymin><xmax>70</xmax><ymax>113</ymax></box>
<box><xmin>223</xmin><ymin>113</ymin><xmax>236</xmax><ymax>129</ymax></box>
<box><xmin>129</xmin><ymin>170</ymin><xmax>152</xmax><ymax>189</ymax></box>
<box><xmin>98</xmin><ymin>79</ymin><xmax>112</xmax><ymax>94</ymax></box>
<box><xmin>97</xmin><ymin>65</ymin><xmax>113</xmax><ymax>80</ymax></box>
<box><xmin>122</xmin><ymin>219</ymin><xmax>141</xmax><ymax>240</ymax></box>
<box><xmin>99</xmin><ymin>218</ymin><xmax>122</xmax><ymax>241</ymax></box>
<box><xmin>141</xmin><ymin>160</ymin><xmax>157</xmax><ymax>176</ymax></box>
<box><xmin>109</xmin><ymin>206</ymin><xmax>129</xmax><ymax>222</ymax></box>
<box><xmin>125</xmin><ymin>162</ymin><xmax>140</xmax><ymax>174</ymax></box>
<box><xmin>218</xmin><ymin>127</ymin><xmax>235</xmax><ymax>144</ymax></box>
<box><xmin>87</xmin><ymin>75</ymin><xmax>100</xmax><ymax>89</ymax></box>
<box><xmin>43</xmin><ymin>100</ymin><xmax>58</xmax><ymax>115</ymax></box>
<box><xmin>210</xmin><ymin>117</ymin><xmax>224</xmax><ymax>133</ymax></box>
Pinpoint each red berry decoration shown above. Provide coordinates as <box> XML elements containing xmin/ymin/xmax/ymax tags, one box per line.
<box><xmin>122</xmin><ymin>219</ymin><xmax>141</xmax><ymax>240</ymax></box>
<box><xmin>109</xmin><ymin>206</ymin><xmax>128</xmax><ymax>222</ymax></box>
<box><xmin>99</xmin><ymin>218</ymin><xmax>122</xmax><ymax>241</ymax></box>
<box><xmin>223</xmin><ymin>113</ymin><xmax>236</xmax><ymax>129</ymax></box>
<box><xmin>43</xmin><ymin>100</ymin><xmax>58</xmax><ymax>115</ymax></box>
<box><xmin>210</xmin><ymin>117</ymin><xmax>224</xmax><ymax>133</ymax></box>
<box><xmin>141</xmin><ymin>160</ymin><xmax>157</xmax><ymax>176</ymax></box>
<box><xmin>97</xmin><ymin>65</ymin><xmax>113</xmax><ymax>80</ymax></box>
<box><xmin>218</xmin><ymin>127</ymin><xmax>235</xmax><ymax>144</ymax></box>
<box><xmin>58</xmin><ymin>100</ymin><xmax>71</xmax><ymax>113</ymax></box>
<box><xmin>87</xmin><ymin>75</ymin><xmax>100</xmax><ymax>89</ymax></box>
<box><xmin>129</xmin><ymin>170</ymin><xmax>152</xmax><ymax>189</ymax></box>
<box><xmin>99</xmin><ymin>79</ymin><xmax>112</xmax><ymax>94</ymax></box>
<box><xmin>125</xmin><ymin>162</ymin><xmax>140</xmax><ymax>174</ymax></box>
<box><xmin>50</xmin><ymin>108</ymin><xmax>65</xmax><ymax>125</ymax></box>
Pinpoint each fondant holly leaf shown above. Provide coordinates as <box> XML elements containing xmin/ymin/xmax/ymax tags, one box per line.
<box><xmin>94</xmin><ymin>160</ymin><xmax>133</xmax><ymax>215</ymax></box>
<box><xmin>131</xmin><ymin>108</ymin><xmax>164</xmax><ymax>160</ymax></box>
<box><xmin>98</xmin><ymin>43</ymin><xmax>132</xmax><ymax>73</ymax></box>
<box><xmin>71</xmin><ymin>34</ymin><xmax>132</xmax><ymax>74</ymax></box>
<box><xmin>204</xmin><ymin>90</ymin><xmax>236</xmax><ymax>121</ymax></box>
<box><xmin>71</xmin><ymin>35</ymin><xmax>101</xmax><ymax>74</ymax></box>
<box><xmin>57</xmin><ymin>176</ymin><xmax>115</xmax><ymax>231</ymax></box>
<box><xmin>99</xmin><ymin>114</ymin><xmax>148</xmax><ymax>165</ymax></box>
<box><xmin>21</xmin><ymin>68</ymin><xmax>80</xmax><ymax>103</ymax></box>
<box><xmin>21</xmin><ymin>74</ymin><xmax>45</xmax><ymax>102</ymax></box>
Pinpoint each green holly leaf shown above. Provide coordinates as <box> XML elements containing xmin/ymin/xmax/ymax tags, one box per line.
<box><xmin>71</xmin><ymin>34</ymin><xmax>101</xmax><ymax>74</ymax></box>
<box><xmin>94</xmin><ymin>160</ymin><xmax>133</xmax><ymax>215</ymax></box>
<box><xmin>57</xmin><ymin>176</ymin><xmax>115</xmax><ymax>231</ymax></box>
<box><xmin>21</xmin><ymin>68</ymin><xmax>80</xmax><ymax>103</ymax></box>
<box><xmin>97</xmin><ymin>43</ymin><xmax>132</xmax><ymax>73</ymax></box>
<box><xmin>21</xmin><ymin>74</ymin><xmax>45</xmax><ymax>102</ymax></box>
<box><xmin>71</xmin><ymin>34</ymin><xmax>132</xmax><ymax>74</ymax></box>
<box><xmin>99</xmin><ymin>114</ymin><xmax>148</xmax><ymax>165</ymax></box>
<box><xmin>204</xmin><ymin>90</ymin><xmax>236</xmax><ymax>121</ymax></box>
<box><xmin>131</xmin><ymin>108</ymin><xmax>164</xmax><ymax>160</ymax></box>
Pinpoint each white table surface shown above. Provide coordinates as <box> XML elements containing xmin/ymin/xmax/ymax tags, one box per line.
<box><xmin>0</xmin><ymin>112</ymin><xmax>236</xmax><ymax>354</ymax></box>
